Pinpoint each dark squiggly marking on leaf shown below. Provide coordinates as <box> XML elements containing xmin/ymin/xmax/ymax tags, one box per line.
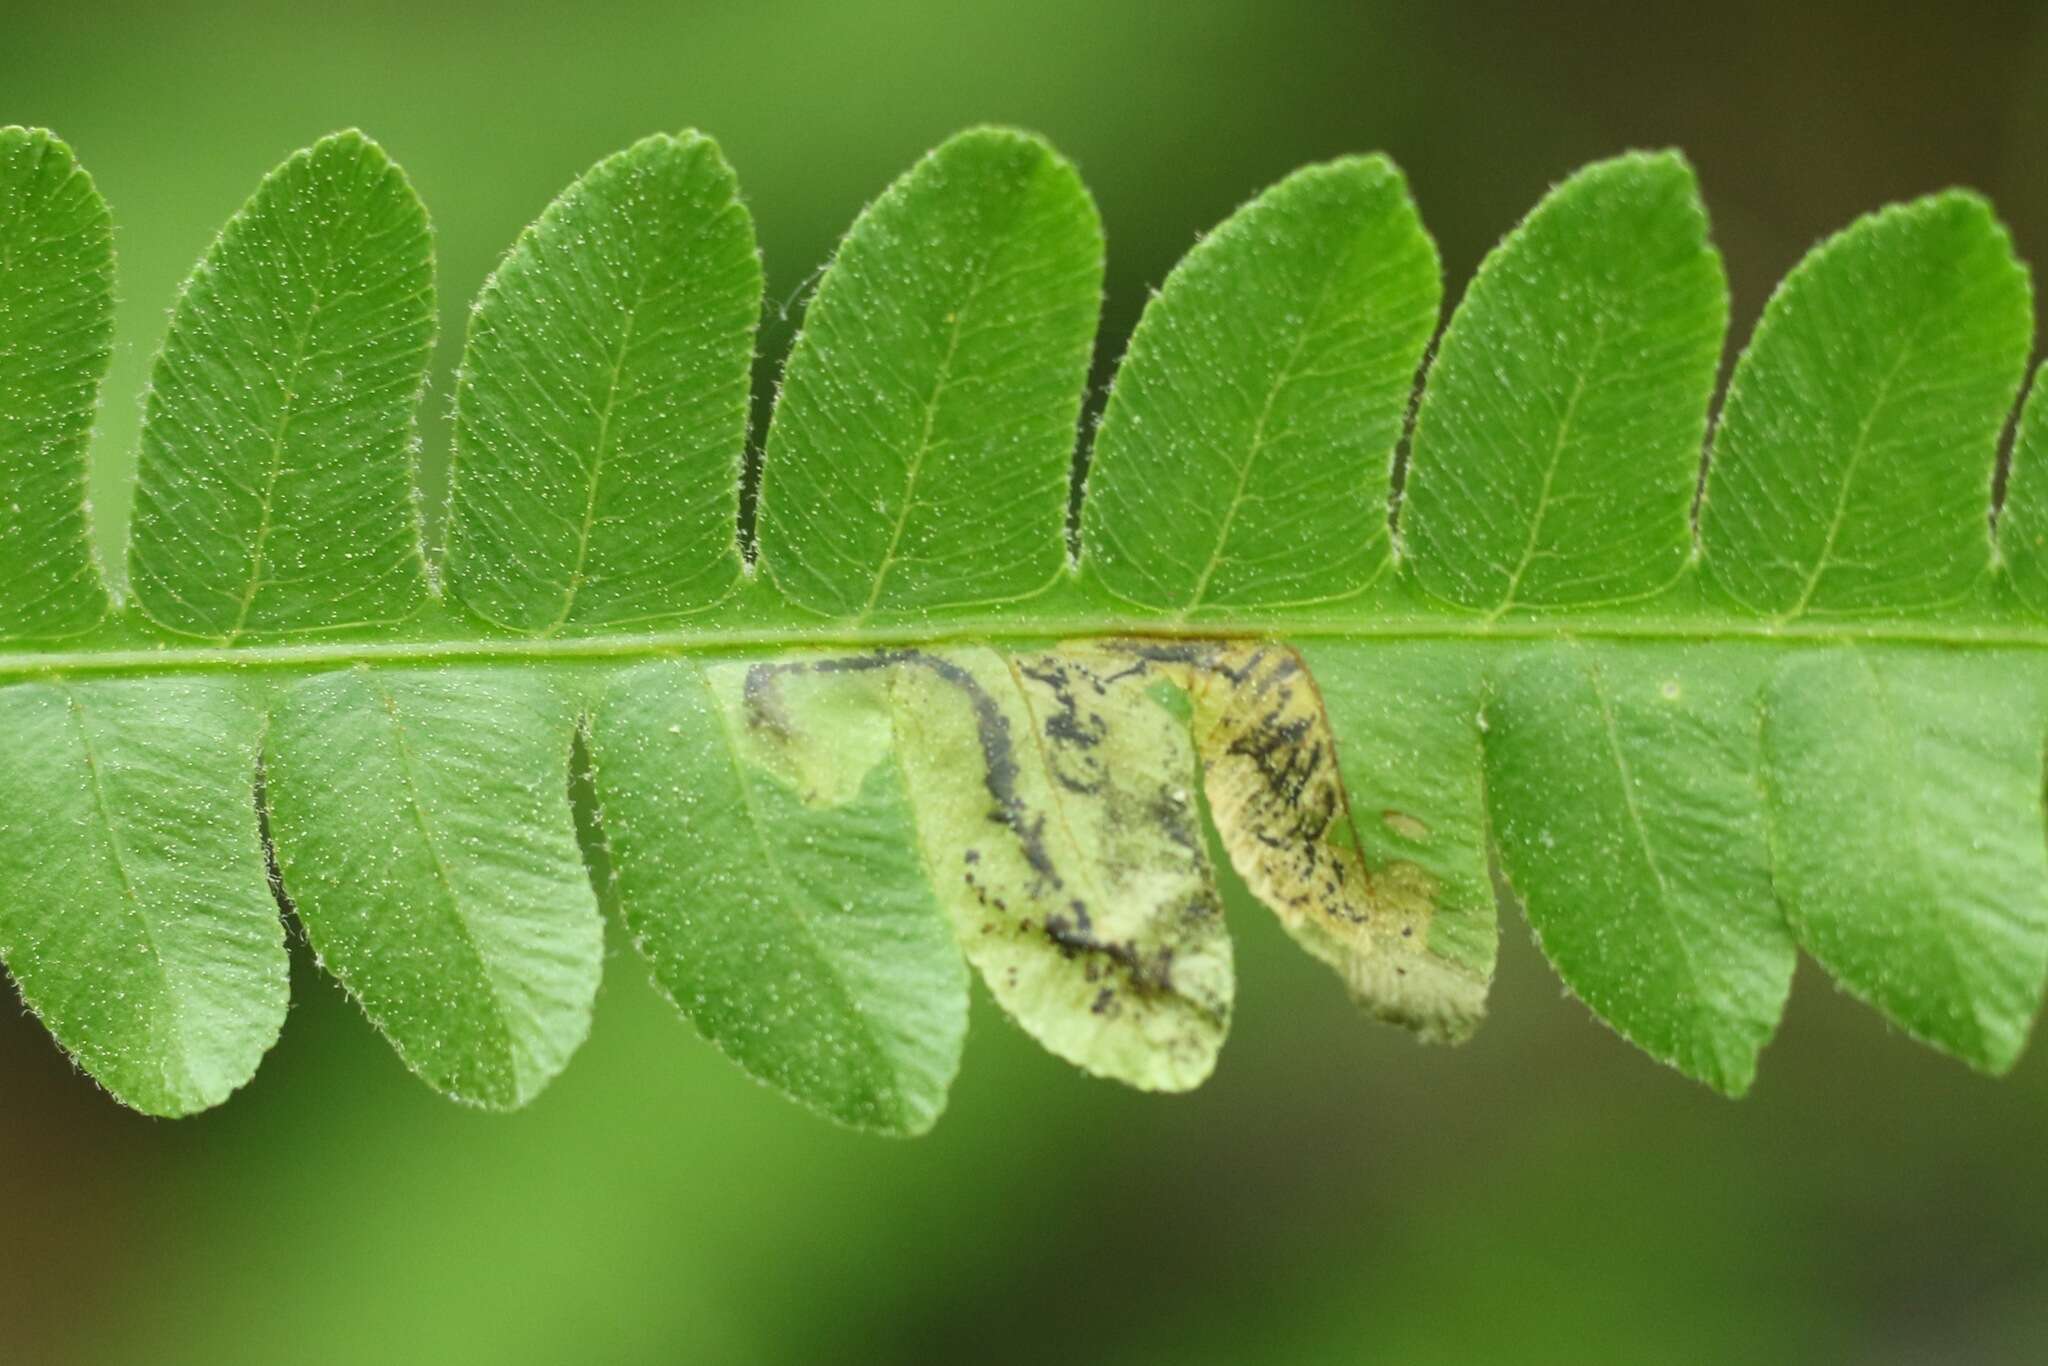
<box><xmin>745</xmin><ymin>649</ymin><xmax>1058</xmax><ymax>887</ymax></box>
<box><xmin>749</xmin><ymin>646</ymin><xmax>1232</xmax><ymax>1090</ymax></box>
<box><xmin>1103</xmin><ymin>639</ymin><xmax>1486</xmax><ymax>1042</ymax></box>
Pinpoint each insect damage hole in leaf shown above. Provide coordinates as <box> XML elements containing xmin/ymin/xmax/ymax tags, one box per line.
<box><xmin>5</xmin><ymin>120</ymin><xmax>2048</xmax><ymax>1128</ymax></box>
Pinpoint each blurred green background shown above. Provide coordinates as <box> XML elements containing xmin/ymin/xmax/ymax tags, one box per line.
<box><xmin>7</xmin><ymin>2</ymin><xmax>2048</xmax><ymax>1362</ymax></box>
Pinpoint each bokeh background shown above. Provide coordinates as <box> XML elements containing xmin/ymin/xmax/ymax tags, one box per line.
<box><xmin>7</xmin><ymin>3</ymin><xmax>2048</xmax><ymax>1362</ymax></box>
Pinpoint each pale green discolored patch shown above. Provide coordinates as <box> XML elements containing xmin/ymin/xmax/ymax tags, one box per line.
<box><xmin>890</xmin><ymin>646</ymin><xmax>1232</xmax><ymax>1091</ymax></box>
<box><xmin>1108</xmin><ymin>640</ymin><xmax>1487</xmax><ymax>1041</ymax></box>
<box><xmin>1484</xmin><ymin>644</ymin><xmax>1795</xmax><ymax>1095</ymax></box>
<box><xmin>1082</xmin><ymin>156</ymin><xmax>1440</xmax><ymax>615</ymax></box>
<box><xmin>0</xmin><ymin>677</ymin><xmax>284</xmax><ymax>1115</ymax></box>
<box><xmin>1401</xmin><ymin>152</ymin><xmax>1727</xmax><ymax>612</ymax></box>
<box><xmin>0</xmin><ymin>127</ymin><xmax>113</xmax><ymax>639</ymax></box>
<box><xmin>445</xmin><ymin>132</ymin><xmax>762</xmax><ymax>634</ymax></box>
<box><xmin>756</xmin><ymin>127</ymin><xmax>1103</xmax><ymax>621</ymax></box>
<box><xmin>1762</xmin><ymin>649</ymin><xmax>2048</xmax><ymax>1073</ymax></box>
<box><xmin>265</xmin><ymin>666</ymin><xmax>602</xmax><ymax>1109</ymax></box>
<box><xmin>588</xmin><ymin>655</ymin><xmax>967</xmax><ymax>1135</ymax></box>
<box><xmin>128</xmin><ymin>130</ymin><xmax>435</xmax><ymax>641</ymax></box>
<box><xmin>1700</xmin><ymin>192</ymin><xmax>2032</xmax><ymax>617</ymax></box>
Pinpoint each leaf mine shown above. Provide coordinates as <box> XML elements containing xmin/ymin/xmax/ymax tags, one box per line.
<box><xmin>1104</xmin><ymin>641</ymin><xmax>1488</xmax><ymax>1043</ymax></box>
<box><xmin>880</xmin><ymin>645</ymin><xmax>1233</xmax><ymax>1091</ymax></box>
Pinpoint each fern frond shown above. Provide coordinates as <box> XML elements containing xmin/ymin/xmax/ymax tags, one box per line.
<box><xmin>3</xmin><ymin>124</ymin><xmax>2045</xmax><ymax>1127</ymax></box>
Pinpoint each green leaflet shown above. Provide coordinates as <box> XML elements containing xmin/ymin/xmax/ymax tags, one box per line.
<box><xmin>1300</xmin><ymin>641</ymin><xmax>1494</xmax><ymax>987</ymax></box>
<box><xmin>756</xmin><ymin>127</ymin><xmax>1103</xmax><ymax>620</ymax></box>
<box><xmin>1485</xmin><ymin>646</ymin><xmax>1794</xmax><ymax>1095</ymax></box>
<box><xmin>445</xmin><ymin>132</ymin><xmax>762</xmax><ymax>633</ymax></box>
<box><xmin>1700</xmin><ymin>192</ymin><xmax>2033</xmax><ymax>617</ymax></box>
<box><xmin>6</xmin><ymin>127</ymin><xmax>2048</xmax><ymax>1124</ymax></box>
<box><xmin>1999</xmin><ymin>363</ymin><xmax>2048</xmax><ymax>610</ymax></box>
<box><xmin>1081</xmin><ymin>155</ymin><xmax>1440</xmax><ymax>614</ymax></box>
<box><xmin>265</xmin><ymin>667</ymin><xmax>601</xmax><ymax>1109</ymax></box>
<box><xmin>0</xmin><ymin>677</ymin><xmax>283</xmax><ymax>1115</ymax></box>
<box><xmin>1401</xmin><ymin>153</ymin><xmax>1727</xmax><ymax>611</ymax></box>
<box><xmin>1762</xmin><ymin>651</ymin><xmax>2048</xmax><ymax>1072</ymax></box>
<box><xmin>0</xmin><ymin>127</ymin><xmax>112</xmax><ymax>639</ymax></box>
<box><xmin>128</xmin><ymin>129</ymin><xmax>434</xmax><ymax>641</ymax></box>
<box><xmin>588</xmin><ymin>657</ymin><xmax>967</xmax><ymax>1135</ymax></box>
